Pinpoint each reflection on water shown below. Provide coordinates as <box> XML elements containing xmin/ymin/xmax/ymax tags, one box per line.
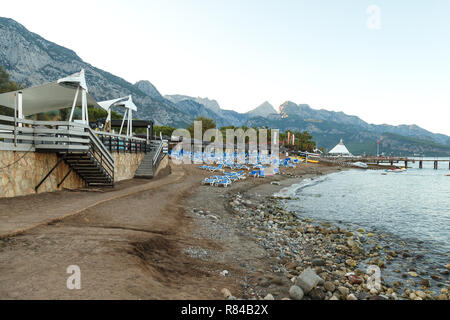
<box><xmin>282</xmin><ymin>167</ymin><xmax>450</xmax><ymax>292</ymax></box>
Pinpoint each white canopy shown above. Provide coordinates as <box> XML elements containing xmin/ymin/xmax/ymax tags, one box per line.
<box><xmin>0</xmin><ymin>70</ymin><xmax>99</xmax><ymax>116</ymax></box>
<box><xmin>98</xmin><ymin>95</ymin><xmax>137</xmax><ymax>112</ymax></box>
<box><xmin>98</xmin><ymin>95</ymin><xmax>137</xmax><ymax>136</ymax></box>
<box><xmin>329</xmin><ymin>139</ymin><xmax>352</xmax><ymax>155</ymax></box>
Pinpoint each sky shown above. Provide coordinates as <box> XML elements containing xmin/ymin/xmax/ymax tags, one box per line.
<box><xmin>2</xmin><ymin>0</ymin><xmax>450</xmax><ymax>135</ymax></box>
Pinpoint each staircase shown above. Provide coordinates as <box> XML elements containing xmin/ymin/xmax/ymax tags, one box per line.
<box><xmin>63</xmin><ymin>152</ymin><xmax>114</xmax><ymax>186</ymax></box>
<box><xmin>134</xmin><ymin>139</ymin><xmax>166</xmax><ymax>179</ymax></box>
<box><xmin>35</xmin><ymin>127</ymin><xmax>115</xmax><ymax>189</ymax></box>
<box><xmin>63</xmin><ymin>129</ymin><xmax>115</xmax><ymax>187</ymax></box>
<box><xmin>134</xmin><ymin>151</ymin><xmax>155</xmax><ymax>179</ymax></box>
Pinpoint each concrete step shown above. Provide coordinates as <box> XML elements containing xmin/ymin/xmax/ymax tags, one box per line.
<box><xmin>134</xmin><ymin>152</ymin><xmax>155</xmax><ymax>179</ymax></box>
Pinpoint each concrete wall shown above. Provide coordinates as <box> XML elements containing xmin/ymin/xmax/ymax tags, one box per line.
<box><xmin>0</xmin><ymin>151</ymin><xmax>145</xmax><ymax>198</ymax></box>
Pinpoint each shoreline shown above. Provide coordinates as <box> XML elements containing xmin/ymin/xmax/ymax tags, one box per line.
<box><xmin>0</xmin><ymin>162</ymin><xmax>448</xmax><ymax>300</ymax></box>
<box><xmin>187</xmin><ymin>163</ymin><xmax>449</xmax><ymax>300</ymax></box>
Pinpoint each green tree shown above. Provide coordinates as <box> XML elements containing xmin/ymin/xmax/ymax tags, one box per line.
<box><xmin>283</xmin><ymin>130</ymin><xmax>317</xmax><ymax>152</ymax></box>
<box><xmin>154</xmin><ymin>125</ymin><xmax>177</xmax><ymax>137</ymax></box>
<box><xmin>0</xmin><ymin>66</ymin><xmax>24</xmax><ymax>116</ymax></box>
<box><xmin>187</xmin><ymin>116</ymin><xmax>216</xmax><ymax>137</ymax></box>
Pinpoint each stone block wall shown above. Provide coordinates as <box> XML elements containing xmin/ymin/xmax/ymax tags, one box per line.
<box><xmin>0</xmin><ymin>151</ymin><xmax>146</xmax><ymax>198</ymax></box>
<box><xmin>112</xmin><ymin>152</ymin><xmax>146</xmax><ymax>181</ymax></box>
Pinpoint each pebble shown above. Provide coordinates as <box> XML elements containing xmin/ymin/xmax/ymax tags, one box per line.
<box><xmin>431</xmin><ymin>274</ymin><xmax>441</xmax><ymax>281</ymax></box>
<box><xmin>337</xmin><ymin>286</ymin><xmax>350</xmax><ymax>297</ymax></box>
<box><xmin>220</xmin><ymin>270</ymin><xmax>229</xmax><ymax>277</ymax></box>
<box><xmin>324</xmin><ymin>281</ymin><xmax>336</xmax><ymax>292</ymax></box>
<box><xmin>420</xmin><ymin>279</ymin><xmax>430</xmax><ymax>288</ymax></box>
<box><xmin>416</xmin><ymin>291</ymin><xmax>426</xmax><ymax>299</ymax></box>
<box><xmin>309</xmin><ymin>288</ymin><xmax>325</xmax><ymax>300</ymax></box>
<box><xmin>264</xmin><ymin>294</ymin><xmax>275</xmax><ymax>300</ymax></box>
<box><xmin>345</xmin><ymin>259</ymin><xmax>357</xmax><ymax>268</ymax></box>
<box><xmin>347</xmin><ymin>294</ymin><xmax>358</xmax><ymax>300</ymax></box>
<box><xmin>221</xmin><ymin>288</ymin><xmax>232</xmax><ymax>299</ymax></box>
<box><xmin>312</xmin><ymin>258</ymin><xmax>326</xmax><ymax>266</ymax></box>
<box><xmin>295</xmin><ymin>268</ymin><xmax>323</xmax><ymax>294</ymax></box>
<box><xmin>289</xmin><ymin>285</ymin><xmax>304</xmax><ymax>300</ymax></box>
<box><xmin>348</xmin><ymin>275</ymin><xmax>363</xmax><ymax>285</ymax></box>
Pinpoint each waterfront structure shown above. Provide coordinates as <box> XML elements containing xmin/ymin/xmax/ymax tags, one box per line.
<box><xmin>0</xmin><ymin>70</ymin><xmax>166</xmax><ymax>198</ymax></box>
<box><xmin>329</xmin><ymin>139</ymin><xmax>352</xmax><ymax>156</ymax></box>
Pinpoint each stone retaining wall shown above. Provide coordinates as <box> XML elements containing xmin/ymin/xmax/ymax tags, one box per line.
<box><xmin>0</xmin><ymin>151</ymin><xmax>145</xmax><ymax>198</ymax></box>
<box><xmin>154</xmin><ymin>154</ymin><xmax>169</xmax><ymax>177</ymax></box>
<box><xmin>113</xmin><ymin>152</ymin><xmax>146</xmax><ymax>181</ymax></box>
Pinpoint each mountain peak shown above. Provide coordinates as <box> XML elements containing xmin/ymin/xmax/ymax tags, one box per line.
<box><xmin>165</xmin><ymin>95</ymin><xmax>222</xmax><ymax>114</ymax></box>
<box><xmin>134</xmin><ymin>80</ymin><xmax>162</xmax><ymax>99</ymax></box>
<box><xmin>194</xmin><ymin>97</ymin><xmax>221</xmax><ymax>113</ymax></box>
<box><xmin>247</xmin><ymin>101</ymin><xmax>276</xmax><ymax>117</ymax></box>
<box><xmin>279</xmin><ymin>101</ymin><xmax>300</xmax><ymax>115</ymax></box>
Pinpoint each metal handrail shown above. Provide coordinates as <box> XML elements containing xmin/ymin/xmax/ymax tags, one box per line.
<box><xmin>153</xmin><ymin>140</ymin><xmax>164</xmax><ymax>166</ymax></box>
<box><xmin>87</xmin><ymin>128</ymin><xmax>114</xmax><ymax>165</ymax></box>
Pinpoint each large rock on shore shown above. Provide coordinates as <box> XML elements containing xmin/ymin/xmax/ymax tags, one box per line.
<box><xmin>289</xmin><ymin>285</ymin><xmax>304</xmax><ymax>300</ymax></box>
<box><xmin>295</xmin><ymin>268</ymin><xmax>323</xmax><ymax>294</ymax></box>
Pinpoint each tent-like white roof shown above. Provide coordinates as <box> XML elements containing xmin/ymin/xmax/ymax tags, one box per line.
<box><xmin>98</xmin><ymin>95</ymin><xmax>137</xmax><ymax>112</ymax></box>
<box><xmin>329</xmin><ymin>139</ymin><xmax>352</xmax><ymax>155</ymax></box>
<box><xmin>0</xmin><ymin>70</ymin><xmax>99</xmax><ymax>116</ymax></box>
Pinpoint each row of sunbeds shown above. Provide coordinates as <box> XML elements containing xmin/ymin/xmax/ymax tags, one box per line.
<box><xmin>201</xmin><ymin>171</ymin><xmax>247</xmax><ymax>188</ymax></box>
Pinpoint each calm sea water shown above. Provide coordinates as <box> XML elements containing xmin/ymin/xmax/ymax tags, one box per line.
<box><xmin>278</xmin><ymin>160</ymin><xmax>450</xmax><ymax>292</ymax></box>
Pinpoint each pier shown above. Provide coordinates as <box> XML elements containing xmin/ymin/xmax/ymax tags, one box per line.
<box><xmin>326</xmin><ymin>156</ymin><xmax>450</xmax><ymax>170</ymax></box>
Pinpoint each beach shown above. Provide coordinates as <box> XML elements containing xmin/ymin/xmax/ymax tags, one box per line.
<box><xmin>0</xmin><ymin>162</ymin><xmax>448</xmax><ymax>300</ymax></box>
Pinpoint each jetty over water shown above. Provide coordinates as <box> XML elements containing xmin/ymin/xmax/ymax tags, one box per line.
<box><xmin>0</xmin><ymin>70</ymin><xmax>167</xmax><ymax>198</ymax></box>
<box><xmin>324</xmin><ymin>156</ymin><xmax>450</xmax><ymax>170</ymax></box>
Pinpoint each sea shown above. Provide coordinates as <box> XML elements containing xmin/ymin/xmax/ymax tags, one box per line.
<box><xmin>277</xmin><ymin>158</ymin><xmax>450</xmax><ymax>294</ymax></box>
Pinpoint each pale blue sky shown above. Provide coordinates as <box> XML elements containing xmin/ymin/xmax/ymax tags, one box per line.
<box><xmin>2</xmin><ymin>0</ymin><xmax>450</xmax><ymax>134</ymax></box>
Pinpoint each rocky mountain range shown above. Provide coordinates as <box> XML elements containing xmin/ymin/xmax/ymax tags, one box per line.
<box><xmin>0</xmin><ymin>17</ymin><xmax>190</xmax><ymax>127</ymax></box>
<box><xmin>1</xmin><ymin>17</ymin><xmax>449</xmax><ymax>156</ymax></box>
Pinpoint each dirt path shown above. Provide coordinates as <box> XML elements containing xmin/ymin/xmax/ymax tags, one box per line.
<box><xmin>0</xmin><ymin>164</ymin><xmax>236</xmax><ymax>299</ymax></box>
<box><xmin>0</xmin><ymin>162</ymin><xmax>340</xmax><ymax>300</ymax></box>
<box><xmin>0</xmin><ymin>167</ymin><xmax>177</xmax><ymax>238</ymax></box>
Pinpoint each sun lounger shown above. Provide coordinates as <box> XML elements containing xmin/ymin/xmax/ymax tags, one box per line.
<box><xmin>215</xmin><ymin>178</ymin><xmax>231</xmax><ymax>187</ymax></box>
<box><xmin>209</xmin><ymin>164</ymin><xmax>224</xmax><ymax>173</ymax></box>
<box><xmin>249</xmin><ymin>170</ymin><xmax>259</xmax><ymax>178</ymax></box>
<box><xmin>202</xmin><ymin>178</ymin><xmax>217</xmax><ymax>186</ymax></box>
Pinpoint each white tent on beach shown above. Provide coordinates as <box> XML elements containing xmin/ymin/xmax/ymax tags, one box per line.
<box><xmin>329</xmin><ymin>139</ymin><xmax>352</xmax><ymax>156</ymax></box>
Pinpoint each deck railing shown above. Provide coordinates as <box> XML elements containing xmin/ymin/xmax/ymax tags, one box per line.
<box><xmin>0</xmin><ymin>115</ymin><xmax>148</xmax><ymax>154</ymax></box>
<box><xmin>96</xmin><ymin>131</ymin><xmax>149</xmax><ymax>153</ymax></box>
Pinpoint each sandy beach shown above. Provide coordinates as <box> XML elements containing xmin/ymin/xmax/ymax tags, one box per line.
<box><xmin>0</xmin><ymin>161</ymin><xmax>448</xmax><ymax>300</ymax></box>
